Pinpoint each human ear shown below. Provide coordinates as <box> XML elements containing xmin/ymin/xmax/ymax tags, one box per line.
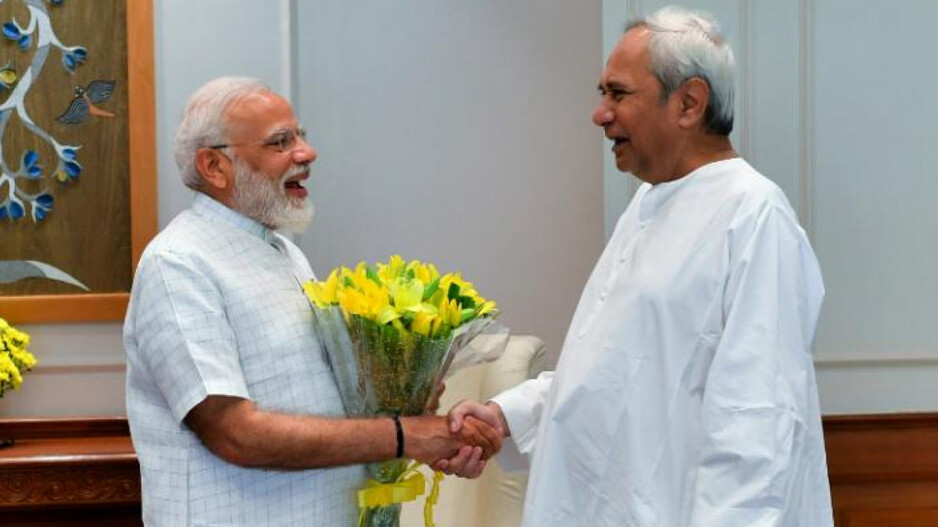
<box><xmin>194</xmin><ymin>147</ymin><xmax>231</xmax><ymax>191</ymax></box>
<box><xmin>677</xmin><ymin>77</ymin><xmax>709</xmax><ymax>129</ymax></box>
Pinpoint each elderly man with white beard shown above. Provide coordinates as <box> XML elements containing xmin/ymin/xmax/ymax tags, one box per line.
<box><xmin>123</xmin><ymin>77</ymin><xmax>500</xmax><ymax>526</ymax></box>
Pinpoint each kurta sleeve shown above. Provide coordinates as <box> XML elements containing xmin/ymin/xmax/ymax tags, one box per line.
<box><xmin>490</xmin><ymin>371</ymin><xmax>554</xmax><ymax>472</ymax></box>
<box><xmin>131</xmin><ymin>249</ymin><xmax>250</xmax><ymax>423</ymax></box>
<box><xmin>688</xmin><ymin>203</ymin><xmax>825</xmax><ymax>526</ymax></box>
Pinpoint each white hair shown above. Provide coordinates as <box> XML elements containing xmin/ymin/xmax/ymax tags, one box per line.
<box><xmin>628</xmin><ymin>5</ymin><xmax>736</xmax><ymax>135</ymax></box>
<box><xmin>173</xmin><ymin>77</ymin><xmax>271</xmax><ymax>190</ymax></box>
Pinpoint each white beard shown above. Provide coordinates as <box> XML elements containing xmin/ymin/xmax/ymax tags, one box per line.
<box><xmin>231</xmin><ymin>158</ymin><xmax>315</xmax><ymax>233</ymax></box>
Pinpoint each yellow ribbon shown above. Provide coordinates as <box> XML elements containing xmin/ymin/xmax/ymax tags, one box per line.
<box><xmin>358</xmin><ymin>471</ymin><xmax>425</xmax><ymax>509</ymax></box>
<box><xmin>423</xmin><ymin>469</ymin><xmax>444</xmax><ymax>527</ymax></box>
<box><xmin>357</xmin><ymin>462</ymin><xmax>444</xmax><ymax>527</ymax></box>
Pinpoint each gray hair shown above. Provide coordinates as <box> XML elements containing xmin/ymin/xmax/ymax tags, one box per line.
<box><xmin>627</xmin><ymin>5</ymin><xmax>735</xmax><ymax>135</ymax></box>
<box><xmin>173</xmin><ymin>77</ymin><xmax>271</xmax><ymax>190</ymax></box>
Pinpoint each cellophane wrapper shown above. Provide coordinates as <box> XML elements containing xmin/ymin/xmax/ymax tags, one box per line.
<box><xmin>312</xmin><ymin>305</ymin><xmax>507</xmax><ymax>527</ymax></box>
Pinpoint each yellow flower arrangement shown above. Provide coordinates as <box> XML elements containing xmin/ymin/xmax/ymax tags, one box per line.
<box><xmin>304</xmin><ymin>255</ymin><xmax>502</xmax><ymax>527</ymax></box>
<box><xmin>304</xmin><ymin>255</ymin><xmax>497</xmax><ymax>339</ymax></box>
<box><xmin>0</xmin><ymin>317</ymin><xmax>37</xmax><ymax>398</ymax></box>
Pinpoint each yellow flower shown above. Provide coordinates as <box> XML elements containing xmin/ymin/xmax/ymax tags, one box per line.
<box><xmin>476</xmin><ymin>300</ymin><xmax>498</xmax><ymax>317</ymax></box>
<box><xmin>338</xmin><ymin>285</ymin><xmax>384</xmax><ymax>320</ymax></box>
<box><xmin>411</xmin><ymin>311</ymin><xmax>434</xmax><ymax>337</ymax></box>
<box><xmin>0</xmin><ymin>353</ymin><xmax>23</xmax><ymax>390</ymax></box>
<box><xmin>389</xmin><ymin>278</ymin><xmax>424</xmax><ymax>311</ymax></box>
<box><xmin>377</xmin><ymin>306</ymin><xmax>402</xmax><ymax>325</ymax></box>
<box><xmin>303</xmin><ymin>256</ymin><xmax>497</xmax><ymax>337</ymax></box>
<box><xmin>11</xmin><ymin>347</ymin><xmax>37</xmax><ymax>369</ymax></box>
<box><xmin>303</xmin><ymin>269</ymin><xmax>341</xmax><ymax>307</ymax></box>
<box><xmin>377</xmin><ymin>254</ymin><xmax>407</xmax><ymax>282</ymax></box>
<box><xmin>440</xmin><ymin>298</ymin><xmax>462</xmax><ymax>327</ymax></box>
<box><xmin>1</xmin><ymin>317</ymin><xmax>36</xmax><ymax>397</ymax></box>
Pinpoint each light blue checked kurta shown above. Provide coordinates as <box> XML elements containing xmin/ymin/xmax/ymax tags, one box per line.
<box><xmin>124</xmin><ymin>193</ymin><xmax>364</xmax><ymax>526</ymax></box>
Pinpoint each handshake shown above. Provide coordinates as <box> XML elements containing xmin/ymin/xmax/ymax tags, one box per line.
<box><xmin>399</xmin><ymin>398</ymin><xmax>509</xmax><ymax>479</ymax></box>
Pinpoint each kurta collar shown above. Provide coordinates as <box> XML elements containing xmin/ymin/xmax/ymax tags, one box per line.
<box><xmin>191</xmin><ymin>192</ymin><xmax>278</xmax><ymax>244</ymax></box>
<box><xmin>639</xmin><ymin>157</ymin><xmax>745</xmax><ymax>223</ymax></box>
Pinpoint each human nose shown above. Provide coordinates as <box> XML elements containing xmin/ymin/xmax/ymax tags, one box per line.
<box><xmin>592</xmin><ymin>103</ymin><xmax>613</xmax><ymax>127</ymax></box>
<box><xmin>292</xmin><ymin>134</ymin><xmax>317</xmax><ymax>164</ymax></box>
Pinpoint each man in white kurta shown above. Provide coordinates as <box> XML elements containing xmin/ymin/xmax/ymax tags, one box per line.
<box><xmin>444</xmin><ymin>6</ymin><xmax>834</xmax><ymax>526</ymax></box>
<box><xmin>492</xmin><ymin>158</ymin><xmax>831</xmax><ymax>526</ymax></box>
<box><xmin>125</xmin><ymin>193</ymin><xmax>365</xmax><ymax>525</ymax></box>
<box><xmin>125</xmin><ymin>77</ymin><xmax>499</xmax><ymax>526</ymax></box>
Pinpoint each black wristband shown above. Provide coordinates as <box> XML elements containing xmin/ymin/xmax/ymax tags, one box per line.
<box><xmin>392</xmin><ymin>415</ymin><xmax>404</xmax><ymax>459</ymax></box>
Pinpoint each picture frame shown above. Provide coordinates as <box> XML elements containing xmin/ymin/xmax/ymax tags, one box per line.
<box><xmin>0</xmin><ymin>0</ymin><xmax>156</xmax><ymax>324</ymax></box>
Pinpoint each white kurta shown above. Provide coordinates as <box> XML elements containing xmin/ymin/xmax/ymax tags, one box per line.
<box><xmin>124</xmin><ymin>194</ymin><xmax>364</xmax><ymax>526</ymax></box>
<box><xmin>493</xmin><ymin>158</ymin><xmax>833</xmax><ymax>527</ymax></box>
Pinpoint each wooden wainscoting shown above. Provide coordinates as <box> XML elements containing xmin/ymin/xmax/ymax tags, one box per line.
<box><xmin>824</xmin><ymin>413</ymin><xmax>938</xmax><ymax>526</ymax></box>
<box><xmin>0</xmin><ymin>417</ymin><xmax>141</xmax><ymax>527</ymax></box>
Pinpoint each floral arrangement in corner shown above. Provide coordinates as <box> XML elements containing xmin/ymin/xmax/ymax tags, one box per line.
<box><xmin>0</xmin><ymin>317</ymin><xmax>37</xmax><ymax>399</ymax></box>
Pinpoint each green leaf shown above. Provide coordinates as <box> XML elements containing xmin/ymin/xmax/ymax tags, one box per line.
<box><xmin>457</xmin><ymin>295</ymin><xmax>476</xmax><ymax>309</ymax></box>
<box><xmin>447</xmin><ymin>282</ymin><xmax>460</xmax><ymax>300</ymax></box>
<box><xmin>460</xmin><ymin>308</ymin><xmax>476</xmax><ymax>323</ymax></box>
<box><xmin>422</xmin><ymin>277</ymin><xmax>440</xmax><ymax>301</ymax></box>
<box><xmin>366</xmin><ymin>265</ymin><xmax>382</xmax><ymax>285</ymax></box>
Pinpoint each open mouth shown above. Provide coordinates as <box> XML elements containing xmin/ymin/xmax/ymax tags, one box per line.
<box><xmin>612</xmin><ymin>137</ymin><xmax>628</xmax><ymax>153</ymax></box>
<box><xmin>283</xmin><ymin>173</ymin><xmax>309</xmax><ymax>197</ymax></box>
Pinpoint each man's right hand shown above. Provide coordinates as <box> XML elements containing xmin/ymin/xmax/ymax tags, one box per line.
<box><xmin>432</xmin><ymin>400</ymin><xmax>509</xmax><ymax>478</ymax></box>
<box><xmin>448</xmin><ymin>399</ymin><xmax>509</xmax><ymax>438</ymax></box>
<box><xmin>400</xmin><ymin>414</ymin><xmax>502</xmax><ymax>467</ymax></box>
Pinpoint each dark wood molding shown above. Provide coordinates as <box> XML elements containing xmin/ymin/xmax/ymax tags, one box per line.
<box><xmin>823</xmin><ymin>412</ymin><xmax>938</xmax><ymax>483</ymax></box>
<box><xmin>0</xmin><ymin>416</ymin><xmax>130</xmax><ymax>440</ymax></box>
<box><xmin>822</xmin><ymin>412</ymin><xmax>938</xmax><ymax>526</ymax></box>
<box><xmin>0</xmin><ymin>417</ymin><xmax>140</xmax><ymax>525</ymax></box>
<box><xmin>0</xmin><ymin>465</ymin><xmax>140</xmax><ymax>507</ymax></box>
<box><xmin>824</xmin><ymin>412</ymin><xmax>938</xmax><ymax>431</ymax></box>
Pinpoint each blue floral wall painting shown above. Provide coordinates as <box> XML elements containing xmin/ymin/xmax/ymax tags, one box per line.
<box><xmin>0</xmin><ymin>0</ymin><xmax>156</xmax><ymax>323</ymax></box>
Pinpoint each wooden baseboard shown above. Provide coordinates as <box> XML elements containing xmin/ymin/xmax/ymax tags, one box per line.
<box><xmin>823</xmin><ymin>413</ymin><xmax>938</xmax><ymax>526</ymax></box>
<box><xmin>0</xmin><ymin>417</ymin><xmax>140</xmax><ymax>526</ymax></box>
<box><xmin>1</xmin><ymin>414</ymin><xmax>936</xmax><ymax>526</ymax></box>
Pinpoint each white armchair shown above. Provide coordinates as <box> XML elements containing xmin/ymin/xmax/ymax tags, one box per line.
<box><xmin>400</xmin><ymin>335</ymin><xmax>545</xmax><ymax>527</ymax></box>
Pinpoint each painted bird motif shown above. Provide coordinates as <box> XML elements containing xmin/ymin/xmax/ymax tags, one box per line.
<box><xmin>56</xmin><ymin>80</ymin><xmax>116</xmax><ymax>124</ymax></box>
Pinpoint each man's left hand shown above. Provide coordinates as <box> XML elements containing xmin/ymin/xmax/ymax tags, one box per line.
<box><xmin>432</xmin><ymin>415</ymin><xmax>502</xmax><ymax>478</ymax></box>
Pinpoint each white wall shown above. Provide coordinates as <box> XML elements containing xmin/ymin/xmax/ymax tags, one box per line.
<box><xmin>602</xmin><ymin>0</ymin><xmax>938</xmax><ymax>414</ymax></box>
<box><xmin>292</xmin><ymin>0</ymin><xmax>604</xmax><ymax>367</ymax></box>
<box><xmin>1</xmin><ymin>0</ymin><xmax>297</xmax><ymax>418</ymax></box>
<box><xmin>5</xmin><ymin>0</ymin><xmax>936</xmax><ymax>419</ymax></box>
<box><xmin>2</xmin><ymin>0</ymin><xmax>603</xmax><ymax>417</ymax></box>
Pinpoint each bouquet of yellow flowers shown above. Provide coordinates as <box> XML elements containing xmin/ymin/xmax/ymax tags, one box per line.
<box><xmin>304</xmin><ymin>255</ymin><xmax>505</xmax><ymax>527</ymax></box>
<box><xmin>1</xmin><ymin>317</ymin><xmax>37</xmax><ymax>399</ymax></box>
